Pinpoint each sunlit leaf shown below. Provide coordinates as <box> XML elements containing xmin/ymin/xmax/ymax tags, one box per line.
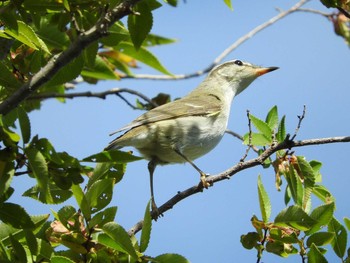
<box><xmin>128</xmin><ymin>1</ymin><xmax>153</xmax><ymax>49</ymax></box>
<box><xmin>274</xmin><ymin>205</ymin><xmax>316</xmax><ymax>231</ymax></box>
<box><xmin>307</xmin><ymin>244</ymin><xmax>327</xmax><ymax>263</ymax></box>
<box><xmin>140</xmin><ymin>201</ymin><xmax>152</xmax><ymax>252</ymax></box>
<box><xmin>306</xmin><ymin>232</ymin><xmax>335</xmax><ymax>247</ymax></box>
<box><xmin>17</xmin><ymin>107</ymin><xmax>31</xmax><ymax>144</ymax></box>
<box><xmin>117</xmin><ymin>42</ymin><xmax>172</xmax><ymax>75</ymax></box>
<box><xmin>5</xmin><ymin>21</ymin><xmax>50</xmax><ymax>53</ymax></box>
<box><xmin>223</xmin><ymin>0</ymin><xmax>233</xmax><ymax>10</ymax></box>
<box><xmin>85</xmin><ymin>178</ymin><xmax>114</xmax><ymax>213</ymax></box>
<box><xmin>154</xmin><ymin>253</ymin><xmax>190</xmax><ymax>263</ymax></box>
<box><xmin>249</xmin><ymin>114</ymin><xmax>272</xmax><ymax>140</ymax></box>
<box><xmin>101</xmin><ymin>222</ymin><xmax>139</xmax><ymax>260</ymax></box>
<box><xmin>328</xmin><ymin>217</ymin><xmax>347</xmax><ymax>258</ymax></box>
<box><xmin>265</xmin><ymin>105</ymin><xmax>278</xmax><ymax>130</ymax></box>
<box><xmin>257</xmin><ymin>175</ymin><xmax>271</xmax><ymax>223</ymax></box>
<box><xmin>0</xmin><ymin>202</ymin><xmax>35</xmax><ymax>229</ymax></box>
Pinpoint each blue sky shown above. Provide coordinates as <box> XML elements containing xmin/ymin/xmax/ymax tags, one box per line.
<box><xmin>11</xmin><ymin>0</ymin><xmax>350</xmax><ymax>262</ymax></box>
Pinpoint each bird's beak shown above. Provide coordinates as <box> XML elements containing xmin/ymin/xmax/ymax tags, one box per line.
<box><xmin>256</xmin><ymin>66</ymin><xmax>279</xmax><ymax>76</ymax></box>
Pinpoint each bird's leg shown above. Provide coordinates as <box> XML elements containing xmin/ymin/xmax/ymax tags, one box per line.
<box><xmin>148</xmin><ymin>159</ymin><xmax>161</xmax><ymax>219</ymax></box>
<box><xmin>173</xmin><ymin>149</ymin><xmax>211</xmax><ymax>189</ymax></box>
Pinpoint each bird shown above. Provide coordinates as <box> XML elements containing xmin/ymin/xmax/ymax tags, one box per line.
<box><xmin>105</xmin><ymin>59</ymin><xmax>278</xmax><ymax>216</ymax></box>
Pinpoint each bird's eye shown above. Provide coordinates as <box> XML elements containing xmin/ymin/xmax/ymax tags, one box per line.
<box><xmin>234</xmin><ymin>60</ymin><xmax>243</xmax><ymax>66</ymax></box>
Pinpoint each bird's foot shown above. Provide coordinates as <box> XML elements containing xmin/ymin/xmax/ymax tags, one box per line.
<box><xmin>151</xmin><ymin>200</ymin><xmax>163</xmax><ymax>220</ymax></box>
<box><xmin>199</xmin><ymin>172</ymin><xmax>212</xmax><ymax>189</ymax></box>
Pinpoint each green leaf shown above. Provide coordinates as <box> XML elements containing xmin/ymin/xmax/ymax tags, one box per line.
<box><xmin>117</xmin><ymin>42</ymin><xmax>172</xmax><ymax>75</ymax></box>
<box><xmin>163</xmin><ymin>0</ymin><xmax>178</xmax><ymax>7</ymax></box>
<box><xmin>223</xmin><ymin>0</ymin><xmax>233</xmax><ymax>10</ymax></box>
<box><xmin>71</xmin><ymin>184</ymin><xmax>91</xmax><ymax>221</ymax></box>
<box><xmin>17</xmin><ymin>107</ymin><xmax>31</xmax><ymax>144</ymax></box>
<box><xmin>312</xmin><ymin>185</ymin><xmax>335</xmax><ymax>203</ymax></box>
<box><xmin>277</xmin><ymin>115</ymin><xmax>286</xmax><ymax>142</ymax></box>
<box><xmin>140</xmin><ymin>201</ymin><xmax>152</xmax><ymax>253</ymax></box>
<box><xmin>269</xmin><ymin>228</ymin><xmax>299</xmax><ymax>243</ymax></box>
<box><xmin>128</xmin><ymin>1</ymin><xmax>153</xmax><ymax>49</ymax></box>
<box><xmin>306</xmin><ymin>232</ymin><xmax>335</xmax><ymax>247</ymax></box>
<box><xmin>24</xmin><ymin>229</ymin><xmax>38</xmax><ymax>256</ymax></box>
<box><xmin>243</xmin><ymin>132</ymin><xmax>271</xmax><ymax>146</ymax></box>
<box><xmin>89</xmin><ymin>206</ymin><xmax>117</xmax><ymax>229</ymax></box>
<box><xmin>44</xmin><ymin>55</ymin><xmax>84</xmax><ymax>86</ymax></box>
<box><xmin>274</xmin><ymin>205</ymin><xmax>316</xmax><ymax>231</ymax></box>
<box><xmin>285</xmin><ymin>165</ymin><xmax>303</xmax><ymax>207</ymax></box>
<box><xmin>83</xmin><ymin>150</ymin><xmax>142</xmax><ymax>163</ymax></box>
<box><xmin>143</xmin><ymin>34</ymin><xmax>176</xmax><ymax>47</ymax></box>
<box><xmin>51</xmin><ymin>255</ymin><xmax>75</xmax><ymax>263</ymax></box>
<box><xmin>23</xmin><ymin>182</ymin><xmax>72</xmax><ymax>204</ymax></box>
<box><xmin>307</xmin><ymin>202</ymin><xmax>335</xmax><ymax>235</ymax></box>
<box><xmin>153</xmin><ymin>253</ymin><xmax>190</xmax><ymax>263</ymax></box>
<box><xmin>101</xmin><ymin>22</ymin><xmax>129</xmax><ymax>47</ymax></box>
<box><xmin>344</xmin><ymin>217</ymin><xmax>350</xmax><ymax>231</ymax></box>
<box><xmin>307</xmin><ymin>244</ymin><xmax>328</xmax><ymax>263</ymax></box>
<box><xmin>257</xmin><ymin>175</ymin><xmax>271</xmax><ymax>223</ymax></box>
<box><xmin>85</xmin><ymin>178</ymin><xmax>114</xmax><ymax>213</ymax></box>
<box><xmin>101</xmin><ymin>222</ymin><xmax>139</xmax><ymax>260</ymax></box>
<box><xmin>0</xmin><ymin>214</ymin><xmax>49</xmax><ymax>245</ymax></box>
<box><xmin>265</xmin><ymin>240</ymin><xmax>297</xmax><ymax>257</ymax></box>
<box><xmin>0</xmin><ymin>202</ymin><xmax>35</xmax><ymax>229</ymax></box>
<box><xmin>240</xmin><ymin>232</ymin><xmax>260</xmax><ymax>249</ymax></box>
<box><xmin>328</xmin><ymin>217</ymin><xmax>347</xmax><ymax>258</ymax></box>
<box><xmin>249</xmin><ymin>114</ymin><xmax>272</xmax><ymax>140</ymax></box>
<box><xmin>87</xmin><ymin>162</ymin><xmax>112</xmax><ymax>189</ymax></box>
<box><xmin>9</xmin><ymin>234</ymin><xmax>27</xmax><ymax>262</ymax></box>
<box><xmin>0</xmin><ymin>61</ymin><xmax>22</xmax><ymax>89</ymax></box>
<box><xmin>36</xmin><ymin>239</ymin><xmax>53</xmax><ymax>261</ymax></box>
<box><xmin>56</xmin><ymin>206</ymin><xmax>76</xmax><ymax>228</ymax></box>
<box><xmin>25</xmin><ymin>147</ymin><xmax>52</xmax><ymax>203</ymax></box>
<box><xmin>0</xmin><ymin>161</ymin><xmax>14</xmax><ymax>198</ymax></box>
<box><xmin>36</xmin><ymin>21</ymin><xmax>69</xmax><ymax>49</ymax></box>
<box><xmin>81</xmin><ymin>55</ymin><xmax>119</xmax><ymax>80</ymax></box>
<box><xmin>83</xmin><ymin>41</ymin><xmax>98</xmax><ymax>68</ymax></box>
<box><xmin>5</xmin><ymin>21</ymin><xmax>50</xmax><ymax>53</ymax></box>
<box><xmin>265</xmin><ymin>105</ymin><xmax>278</xmax><ymax>130</ymax></box>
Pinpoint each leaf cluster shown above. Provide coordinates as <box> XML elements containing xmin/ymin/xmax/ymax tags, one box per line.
<box><xmin>240</xmin><ymin>106</ymin><xmax>350</xmax><ymax>262</ymax></box>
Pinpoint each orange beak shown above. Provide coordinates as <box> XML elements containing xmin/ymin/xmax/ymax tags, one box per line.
<box><xmin>256</xmin><ymin>66</ymin><xmax>279</xmax><ymax>76</ymax></box>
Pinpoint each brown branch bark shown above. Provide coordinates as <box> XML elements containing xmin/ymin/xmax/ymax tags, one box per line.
<box><xmin>0</xmin><ymin>0</ymin><xmax>142</xmax><ymax>115</ymax></box>
<box><xmin>127</xmin><ymin>135</ymin><xmax>350</xmax><ymax>236</ymax></box>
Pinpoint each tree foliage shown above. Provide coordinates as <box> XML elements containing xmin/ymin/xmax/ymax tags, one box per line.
<box><xmin>0</xmin><ymin>0</ymin><xmax>349</xmax><ymax>262</ymax></box>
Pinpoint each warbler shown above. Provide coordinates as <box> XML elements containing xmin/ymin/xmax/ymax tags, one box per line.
<box><xmin>105</xmin><ymin>59</ymin><xmax>278</xmax><ymax>215</ymax></box>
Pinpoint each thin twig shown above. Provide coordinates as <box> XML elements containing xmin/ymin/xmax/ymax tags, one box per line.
<box><xmin>29</xmin><ymin>87</ymin><xmax>158</xmax><ymax>108</ymax></box>
<box><xmin>290</xmin><ymin>105</ymin><xmax>306</xmax><ymax>141</ymax></box>
<box><xmin>123</xmin><ymin>0</ymin><xmax>310</xmax><ymax>81</ymax></box>
<box><xmin>240</xmin><ymin>110</ymin><xmax>252</xmax><ymax>162</ymax></box>
<box><xmin>127</xmin><ymin>135</ymin><xmax>350</xmax><ymax>236</ymax></box>
<box><xmin>225</xmin><ymin>129</ymin><xmax>260</xmax><ymax>153</ymax></box>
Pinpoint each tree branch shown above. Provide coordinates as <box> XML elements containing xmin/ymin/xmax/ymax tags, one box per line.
<box><xmin>0</xmin><ymin>0</ymin><xmax>142</xmax><ymax>115</ymax></box>
<box><xmin>122</xmin><ymin>0</ymin><xmax>310</xmax><ymax>81</ymax></box>
<box><xmin>29</xmin><ymin>87</ymin><xmax>157</xmax><ymax>108</ymax></box>
<box><xmin>127</xmin><ymin>135</ymin><xmax>350</xmax><ymax>236</ymax></box>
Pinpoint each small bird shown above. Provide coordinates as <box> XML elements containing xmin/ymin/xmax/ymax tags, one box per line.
<box><xmin>105</xmin><ymin>59</ymin><xmax>278</xmax><ymax>215</ymax></box>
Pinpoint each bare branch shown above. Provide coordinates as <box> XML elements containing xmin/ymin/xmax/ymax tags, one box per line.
<box><xmin>128</xmin><ymin>135</ymin><xmax>350</xmax><ymax>236</ymax></box>
<box><xmin>0</xmin><ymin>0</ymin><xmax>142</xmax><ymax>115</ymax></box>
<box><xmin>29</xmin><ymin>88</ymin><xmax>158</xmax><ymax>108</ymax></box>
<box><xmin>290</xmin><ymin>105</ymin><xmax>306</xmax><ymax>141</ymax></box>
<box><xmin>122</xmin><ymin>0</ymin><xmax>311</xmax><ymax>81</ymax></box>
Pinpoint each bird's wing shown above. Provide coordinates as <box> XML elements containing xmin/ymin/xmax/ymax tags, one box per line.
<box><xmin>109</xmin><ymin>94</ymin><xmax>222</xmax><ymax>135</ymax></box>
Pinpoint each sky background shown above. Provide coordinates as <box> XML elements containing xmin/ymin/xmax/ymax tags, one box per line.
<box><xmin>10</xmin><ymin>0</ymin><xmax>350</xmax><ymax>262</ymax></box>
